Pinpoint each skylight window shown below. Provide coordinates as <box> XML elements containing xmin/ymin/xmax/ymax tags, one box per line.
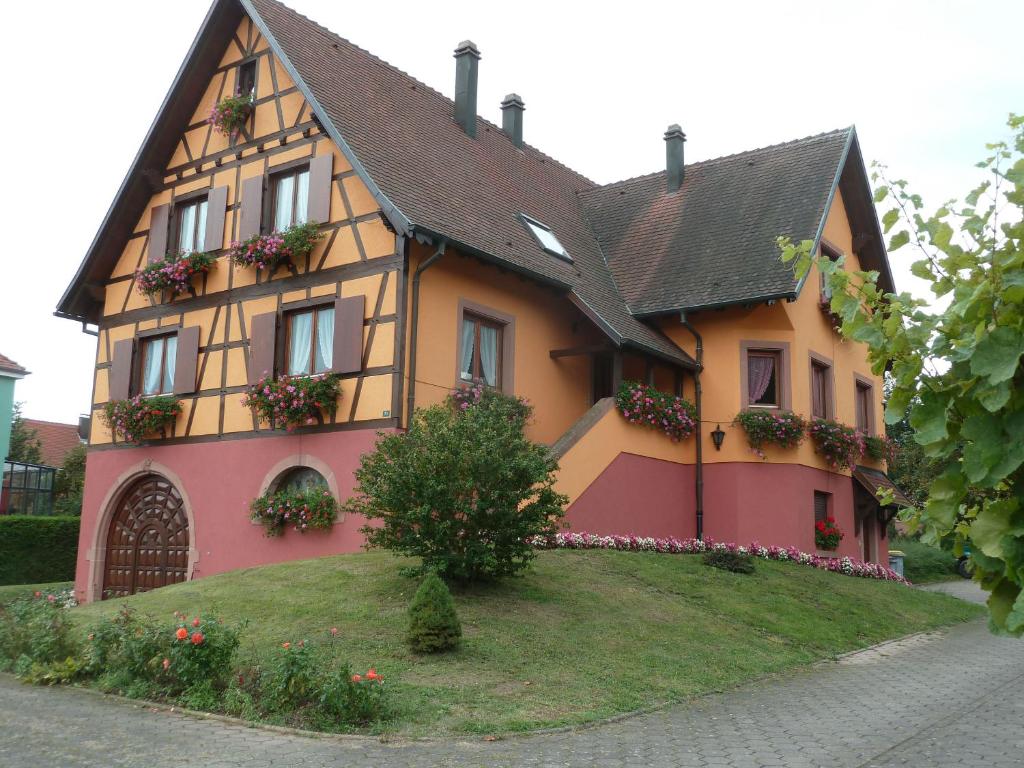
<box><xmin>520</xmin><ymin>214</ymin><xmax>571</xmax><ymax>261</ymax></box>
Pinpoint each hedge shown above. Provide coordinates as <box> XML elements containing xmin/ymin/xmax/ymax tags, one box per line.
<box><xmin>0</xmin><ymin>516</ymin><xmax>80</xmax><ymax>586</ymax></box>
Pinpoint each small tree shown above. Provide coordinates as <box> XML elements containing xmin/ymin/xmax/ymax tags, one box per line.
<box><xmin>406</xmin><ymin>572</ymin><xmax>462</xmax><ymax>653</ymax></box>
<box><xmin>54</xmin><ymin>444</ymin><xmax>87</xmax><ymax>516</ymax></box>
<box><xmin>349</xmin><ymin>388</ymin><xmax>566</xmax><ymax>581</ymax></box>
<box><xmin>779</xmin><ymin>114</ymin><xmax>1024</xmax><ymax>634</ymax></box>
<box><xmin>8</xmin><ymin>403</ymin><xmax>42</xmax><ymax>464</ymax></box>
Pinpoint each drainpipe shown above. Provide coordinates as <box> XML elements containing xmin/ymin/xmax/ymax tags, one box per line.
<box><xmin>405</xmin><ymin>240</ymin><xmax>446</xmax><ymax>423</ymax></box>
<box><xmin>680</xmin><ymin>313</ymin><xmax>704</xmax><ymax>540</ymax></box>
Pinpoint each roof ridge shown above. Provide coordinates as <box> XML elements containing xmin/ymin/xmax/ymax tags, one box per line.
<box><xmin>586</xmin><ymin>126</ymin><xmax>854</xmax><ymax>194</ymax></box>
<box><xmin>259</xmin><ymin>0</ymin><xmax>597</xmax><ymax>188</ymax></box>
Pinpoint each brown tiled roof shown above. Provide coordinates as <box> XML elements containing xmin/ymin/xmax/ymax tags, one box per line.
<box><xmin>0</xmin><ymin>352</ymin><xmax>28</xmax><ymax>377</ymax></box>
<box><xmin>21</xmin><ymin>420</ymin><xmax>83</xmax><ymax>468</ymax></box>
<box><xmin>853</xmin><ymin>465</ymin><xmax>914</xmax><ymax>508</ymax></box>
<box><xmin>580</xmin><ymin>130</ymin><xmax>852</xmax><ymax>315</ymax></box>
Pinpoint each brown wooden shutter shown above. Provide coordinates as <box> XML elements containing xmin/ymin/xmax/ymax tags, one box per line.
<box><xmin>306</xmin><ymin>153</ymin><xmax>333</xmax><ymax>223</ymax></box>
<box><xmin>248</xmin><ymin>312</ymin><xmax>278</xmax><ymax>385</ymax></box>
<box><xmin>811</xmin><ymin>365</ymin><xmax>823</xmax><ymax>419</ymax></box>
<box><xmin>239</xmin><ymin>176</ymin><xmax>265</xmax><ymax>240</ymax></box>
<box><xmin>813</xmin><ymin>491</ymin><xmax>829</xmax><ymax>524</ymax></box>
<box><xmin>332</xmin><ymin>295</ymin><xmax>364</xmax><ymax>374</ymax></box>
<box><xmin>110</xmin><ymin>339</ymin><xmax>135</xmax><ymax>400</ymax></box>
<box><xmin>203</xmin><ymin>186</ymin><xmax>228</xmax><ymax>251</ymax></box>
<box><xmin>148</xmin><ymin>204</ymin><xmax>170</xmax><ymax>263</ymax></box>
<box><xmin>173</xmin><ymin>326</ymin><xmax>201</xmax><ymax>394</ymax></box>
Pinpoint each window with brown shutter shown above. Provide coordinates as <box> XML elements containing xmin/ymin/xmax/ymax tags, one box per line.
<box><xmin>138</xmin><ymin>334</ymin><xmax>178</xmax><ymax>396</ymax></box>
<box><xmin>810</xmin><ymin>359</ymin><xmax>832</xmax><ymax>419</ymax></box>
<box><xmin>237</xmin><ymin>59</ymin><xmax>257</xmax><ymax>101</ymax></box>
<box><xmin>284</xmin><ymin>304</ymin><xmax>335</xmax><ymax>376</ymax></box>
<box><xmin>270</xmin><ymin>165</ymin><xmax>311</xmax><ymax>231</ymax></box>
<box><xmin>147</xmin><ymin>204</ymin><xmax>171</xmax><ymax>264</ymax></box>
<box><xmin>172</xmin><ymin>196</ymin><xmax>208</xmax><ymax>254</ymax></box>
<box><xmin>856</xmin><ymin>380</ymin><xmax>873</xmax><ymax>434</ymax></box>
<box><xmin>814</xmin><ymin>491</ymin><xmax>830</xmax><ymax>524</ymax></box>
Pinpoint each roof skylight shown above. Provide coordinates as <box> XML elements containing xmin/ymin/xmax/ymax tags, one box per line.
<box><xmin>520</xmin><ymin>214</ymin><xmax>571</xmax><ymax>261</ymax></box>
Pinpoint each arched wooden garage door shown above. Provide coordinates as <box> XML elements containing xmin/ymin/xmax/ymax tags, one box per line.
<box><xmin>102</xmin><ymin>474</ymin><xmax>190</xmax><ymax>599</ymax></box>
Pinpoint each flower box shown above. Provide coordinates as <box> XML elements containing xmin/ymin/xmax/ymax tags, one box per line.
<box><xmin>242</xmin><ymin>373</ymin><xmax>341</xmax><ymax>431</ymax></box>
<box><xmin>208</xmin><ymin>93</ymin><xmax>253</xmax><ymax>139</ymax></box>
<box><xmin>250</xmin><ymin>486</ymin><xmax>338</xmax><ymax>537</ymax></box>
<box><xmin>815</xmin><ymin>516</ymin><xmax>844</xmax><ymax>550</ymax></box>
<box><xmin>614</xmin><ymin>381</ymin><xmax>696</xmax><ymax>441</ymax></box>
<box><xmin>733</xmin><ymin>409</ymin><xmax>805</xmax><ymax>459</ymax></box>
<box><xmin>136</xmin><ymin>251</ymin><xmax>216</xmax><ymax>297</ymax></box>
<box><xmin>808</xmin><ymin>418</ymin><xmax>864</xmax><ymax>471</ymax></box>
<box><xmin>228</xmin><ymin>221</ymin><xmax>324</xmax><ymax>272</ymax></box>
<box><xmin>101</xmin><ymin>395</ymin><xmax>182</xmax><ymax>444</ymax></box>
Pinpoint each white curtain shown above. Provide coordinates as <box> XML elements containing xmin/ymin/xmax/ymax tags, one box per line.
<box><xmin>747</xmin><ymin>355</ymin><xmax>775</xmax><ymax>404</ymax></box>
<box><xmin>459</xmin><ymin>319</ymin><xmax>475</xmax><ymax>380</ymax></box>
<box><xmin>480</xmin><ymin>325</ymin><xmax>498</xmax><ymax>387</ymax></box>
<box><xmin>274</xmin><ymin>175</ymin><xmax>295</xmax><ymax>231</ymax></box>
<box><xmin>194</xmin><ymin>200</ymin><xmax>208</xmax><ymax>251</ymax></box>
<box><xmin>295</xmin><ymin>170</ymin><xmax>310</xmax><ymax>223</ymax></box>
<box><xmin>315</xmin><ymin>307</ymin><xmax>334</xmax><ymax>373</ymax></box>
<box><xmin>163</xmin><ymin>336</ymin><xmax>177</xmax><ymax>392</ymax></box>
<box><xmin>178</xmin><ymin>205</ymin><xmax>196</xmax><ymax>252</ymax></box>
<box><xmin>288</xmin><ymin>312</ymin><xmax>312</xmax><ymax>375</ymax></box>
<box><xmin>142</xmin><ymin>338</ymin><xmax>164</xmax><ymax>395</ymax></box>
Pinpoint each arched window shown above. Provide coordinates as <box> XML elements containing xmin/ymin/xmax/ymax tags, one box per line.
<box><xmin>276</xmin><ymin>466</ymin><xmax>328</xmax><ymax>494</ymax></box>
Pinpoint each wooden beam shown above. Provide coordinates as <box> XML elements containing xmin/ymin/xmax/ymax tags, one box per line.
<box><xmin>549</xmin><ymin>343</ymin><xmax>613</xmax><ymax>359</ymax></box>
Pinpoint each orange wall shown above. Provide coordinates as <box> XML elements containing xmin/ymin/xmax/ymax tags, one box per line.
<box><xmin>91</xmin><ymin>15</ymin><xmax>397</xmax><ymax>446</ymax></box>
<box><xmin>659</xmin><ymin>188</ymin><xmax>885</xmax><ymax>474</ymax></box>
<box><xmin>406</xmin><ymin>241</ymin><xmax>605</xmax><ymax>444</ymax></box>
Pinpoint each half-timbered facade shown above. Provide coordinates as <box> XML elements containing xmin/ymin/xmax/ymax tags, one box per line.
<box><xmin>60</xmin><ymin>0</ymin><xmax>909</xmax><ymax>602</ymax></box>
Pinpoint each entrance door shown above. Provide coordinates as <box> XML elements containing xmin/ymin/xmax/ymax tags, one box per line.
<box><xmin>102</xmin><ymin>474</ymin><xmax>189</xmax><ymax>599</ymax></box>
<box><xmin>592</xmin><ymin>353</ymin><xmax>614</xmax><ymax>403</ymax></box>
<box><xmin>862</xmin><ymin>514</ymin><xmax>875</xmax><ymax>563</ymax></box>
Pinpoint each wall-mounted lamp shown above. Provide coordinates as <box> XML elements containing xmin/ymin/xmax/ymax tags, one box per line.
<box><xmin>711</xmin><ymin>424</ymin><xmax>726</xmax><ymax>451</ymax></box>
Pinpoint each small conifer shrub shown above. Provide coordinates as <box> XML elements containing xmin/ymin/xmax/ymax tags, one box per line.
<box><xmin>702</xmin><ymin>549</ymin><xmax>756</xmax><ymax>574</ymax></box>
<box><xmin>406</xmin><ymin>573</ymin><xmax>462</xmax><ymax>653</ymax></box>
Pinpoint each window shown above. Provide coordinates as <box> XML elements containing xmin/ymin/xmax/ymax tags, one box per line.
<box><xmin>520</xmin><ymin>214</ymin><xmax>571</xmax><ymax>261</ymax></box>
<box><xmin>460</xmin><ymin>312</ymin><xmax>504</xmax><ymax>388</ymax></box>
<box><xmin>855</xmin><ymin>380</ymin><xmax>873</xmax><ymax>434</ymax></box>
<box><xmin>237</xmin><ymin>59</ymin><xmax>257</xmax><ymax>101</ymax></box>
<box><xmin>139</xmin><ymin>334</ymin><xmax>177</xmax><ymax>395</ymax></box>
<box><xmin>814</xmin><ymin>491</ymin><xmax>830</xmax><ymax>525</ymax></box>
<box><xmin>810</xmin><ymin>358</ymin><xmax>832</xmax><ymax>419</ymax></box>
<box><xmin>271</xmin><ymin>165</ymin><xmax>310</xmax><ymax>231</ymax></box>
<box><xmin>746</xmin><ymin>349</ymin><xmax>781</xmax><ymax>407</ymax></box>
<box><xmin>278</xmin><ymin>467</ymin><xmax>328</xmax><ymax>494</ymax></box>
<box><xmin>174</xmin><ymin>196</ymin><xmax>208</xmax><ymax>253</ymax></box>
<box><xmin>285</xmin><ymin>304</ymin><xmax>334</xmax><ymax>376</ymax></box>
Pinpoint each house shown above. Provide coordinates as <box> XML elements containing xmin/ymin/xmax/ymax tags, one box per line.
<box><xmin>0</xmin><ymin>353</ymin><xmax>29</xmax><ymax>464</ymax></box>
<box><xmin>20</xmin><ymin>419</ymin><xmax>85</xmax><ymax>468</ymax></box>
<box><xmin>57</xmin><ymin>0</ymin><xmax>910</xmax><ymax>602</ymax></box>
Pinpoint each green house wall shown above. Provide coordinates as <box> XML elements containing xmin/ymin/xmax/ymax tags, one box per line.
<box><xmin>0</xmin><ymin>376</ymin><xmax>16</xmax><ymax>463</ymax></box>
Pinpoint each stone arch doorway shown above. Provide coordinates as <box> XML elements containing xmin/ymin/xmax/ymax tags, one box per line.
<box><xmin>102</xmin><ymin>474</ymin><xmax>190</xmax><ymax>599</ymax></box>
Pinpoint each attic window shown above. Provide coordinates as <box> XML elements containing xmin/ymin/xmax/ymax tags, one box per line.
<box><xmin>520</xmin><ymin>214</ymin><xmax>571</xmax><ymax>261</ymax></box>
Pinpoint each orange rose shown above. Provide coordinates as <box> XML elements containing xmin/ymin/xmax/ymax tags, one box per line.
<box><xmin>282</xmin><ymin>642</ymin><xmax>291</xmax><ymax>650</ymax></box>
<box><xmin>351</xmin><ymin>674</ymin><xmax>362</xmax><ymax>682</ymax></box>
<box><xmin>175</xmin><ymin>627</ymin><xmax>188</xmax><ymax>641</ymax></box>
<box><xmin>192</xmin><ymin>617</ymin><xmax>201</xmax><ymax>628</ymax></box>
<box><xmin>190</xmin><ymin>632</ymin><xmax>204</xmax><ymax>645</ymax></box>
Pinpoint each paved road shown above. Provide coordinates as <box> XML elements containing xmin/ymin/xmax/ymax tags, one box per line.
<box><xmin>1</xmin><ymin>582</ymin><xmax>1021</xmax><ymax>767</ymax></box>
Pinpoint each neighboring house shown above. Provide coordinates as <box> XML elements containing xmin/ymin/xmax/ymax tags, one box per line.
<box><xmin>57</xmin><ymin>0</ymin><xmax>910</xmax><ymax>602</ymax></box>
<box><xmin>21</xmin><ymin>420</ymin><xmax>85</xmax><ymax>469</ymax></box>
<box><xmin>0</xmin><ymin>353</ymin><xmax>29</xmax><ymax>463</ymax></box>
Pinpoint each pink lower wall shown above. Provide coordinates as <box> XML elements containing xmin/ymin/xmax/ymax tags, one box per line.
<box><xmin>75</xmin><ymin>428</ymin><xmax>389</xmax><ymax>603</ymax></box>
<box><xmin>565</xmin><ymin>458</ymin><xmax>886</xmax><ymax>562</ymax></box>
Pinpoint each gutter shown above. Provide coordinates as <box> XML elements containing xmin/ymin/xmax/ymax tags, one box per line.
<box><xmin>679</xmin><ymin>313</ymin><xmax>704</xmax><ymax>540</ymax></box>
<box><xmin>405</xmin><ymin>240</ymin><xmax>446</xmax><ymax>422</ymax></box>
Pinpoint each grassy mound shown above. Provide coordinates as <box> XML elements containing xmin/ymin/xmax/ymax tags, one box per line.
<box><xmin>72</xmin><ymin>550</ymin><xmax>980</xmax><ymax>736</ymax></box>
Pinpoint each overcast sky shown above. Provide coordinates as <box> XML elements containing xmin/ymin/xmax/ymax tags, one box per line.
<box><xmin>1</xmin><ymin>0</ymin><xmax>1020</xmax><ymax>423</ymax></box>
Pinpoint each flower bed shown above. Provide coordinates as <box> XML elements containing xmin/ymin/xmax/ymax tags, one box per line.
<box><xmin>815</xmin><ymin>517</ymin><xmax>844</xmax><ymax>550</ymax></box>
<box><xmin>228</xmin><ymin>222</ymin><xmax>323</xmax><ymax>272</ymax></box>
<box><xmin>808</xmin><ymin>418</ymin><xmax>865</xmax><ymax>470</ymax></box>
<box><xmin>208</xmin><ymin>93</ymin><xmax>253</xmax><ymax>138</ymax></box>
<box><xmin>529</xmin><ymin>531</ymin><xmax>909</xmax><ymax>584</ymax></box>
<box><xmin>615</xmin><ymin>381</ymin><xmax>696</xmax><ymax>441</ymax></box>
<box><xmin>136</xmin><ymin>251</ymin><xmax>216</xmax><ymax>297</ymax></box>
<box><xmin>101</xmin><ymin>395</ymin><xmax>182</xmax><ymax>443</ymax></box>
<box><xmin>733</xmin><ymin>409</ymin><xmax>805</xmax><ymax>458</ymax></box>
<box><xmin>249</xmin><ymin>486</ymin><xmax>338</xmax><ymax>537</ymax></box>
<box><xmin>243</xmin><ymin>374</ymin><xmax>341</xmax><ymax>431</ymax></box>
<box><xmin>864</xmin><ymin>434</ymin><xmax>892</xmax><ymax>462</ymax></box>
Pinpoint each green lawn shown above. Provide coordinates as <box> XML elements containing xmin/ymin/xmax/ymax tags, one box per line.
<box><xmin>0</xmin><ymin>581</ymin><xmax>73</xmax><ymax>605</ymax></box>
<box><xmin>73</xmin><ymin>550</ymin><xmax>981</xmax><ymax>736</ymax></box>
<box><xmin>892</xmin><ymin>536</ymin><xmax>960</xmax><ymax>583</ymax></box>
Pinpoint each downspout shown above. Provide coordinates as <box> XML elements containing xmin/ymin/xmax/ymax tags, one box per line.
<box><xmin>680</xmin><ymin>313</ymin><xmax>704</xmax><ymax>540</ymax></box>
<box><xmin>405</xmin><ymin>240</ymin><xmax>446</xmax><ymax>423</ymax></box>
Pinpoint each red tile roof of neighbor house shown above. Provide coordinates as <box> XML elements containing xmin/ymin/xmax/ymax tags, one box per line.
<box><xmin>21</xmin><ymin>420</ymin><xmax>82</xmax><ymax>468</ymax></box>
<box><xmin>0</xmin><ymin>353</ymin><xmax>28</xmax><ymax>377</ymax></box>
<box><xmin>57</xmin><ymin>0</ymin><xmax>894</xmax><ymax>367</ymax></box>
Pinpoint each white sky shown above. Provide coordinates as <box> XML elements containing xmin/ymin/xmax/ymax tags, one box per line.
<box><xmin>1</xmin><ymin>0</ymin><xmax>1020</xmax><ymax>423</ymax></box>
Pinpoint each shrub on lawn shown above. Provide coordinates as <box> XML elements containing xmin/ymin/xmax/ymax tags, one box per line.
<box><xmin>0</xmin><ymin>516</ymin><xmax>79</xmax><ymax>585</ymax></box>
<box><xmin>348</xmin><ymin>388</ymin><xmax>566</xmax><ymax>581</ymax></box>
<box><xmin>407</xmin><ymin>572</ymin><xmax>462</xmax><ymax>653</ymax></box>
<box><xmin>0</xmin><ymin>592</ymin><xmax>79</xmax><ymax>673</ymax></box>
<box><xmin>703</xmin><ymin>550</ymin><xmax>756</xmax><ymax>574</ymax></box>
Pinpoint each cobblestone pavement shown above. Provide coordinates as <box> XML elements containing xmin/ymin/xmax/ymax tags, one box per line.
<box><xmin>2</xmin><ymin>599</ymin><xmax>1021</xmax><ymax>767</ymax></box>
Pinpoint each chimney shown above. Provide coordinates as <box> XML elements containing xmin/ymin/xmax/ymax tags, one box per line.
<box><xmin>664</xmin><ymin>124</ymin><xmax>686</xmax><ymax>193</ymax></box>
<box><xmin>501</xmin><ymin>93</ymin><xmax>525</xmax><ymax>148</ymax></box>
<box><xmin>453</xmin><ymin>40</ymin><xmax>481</xmax><ymax>137</ymax></box>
